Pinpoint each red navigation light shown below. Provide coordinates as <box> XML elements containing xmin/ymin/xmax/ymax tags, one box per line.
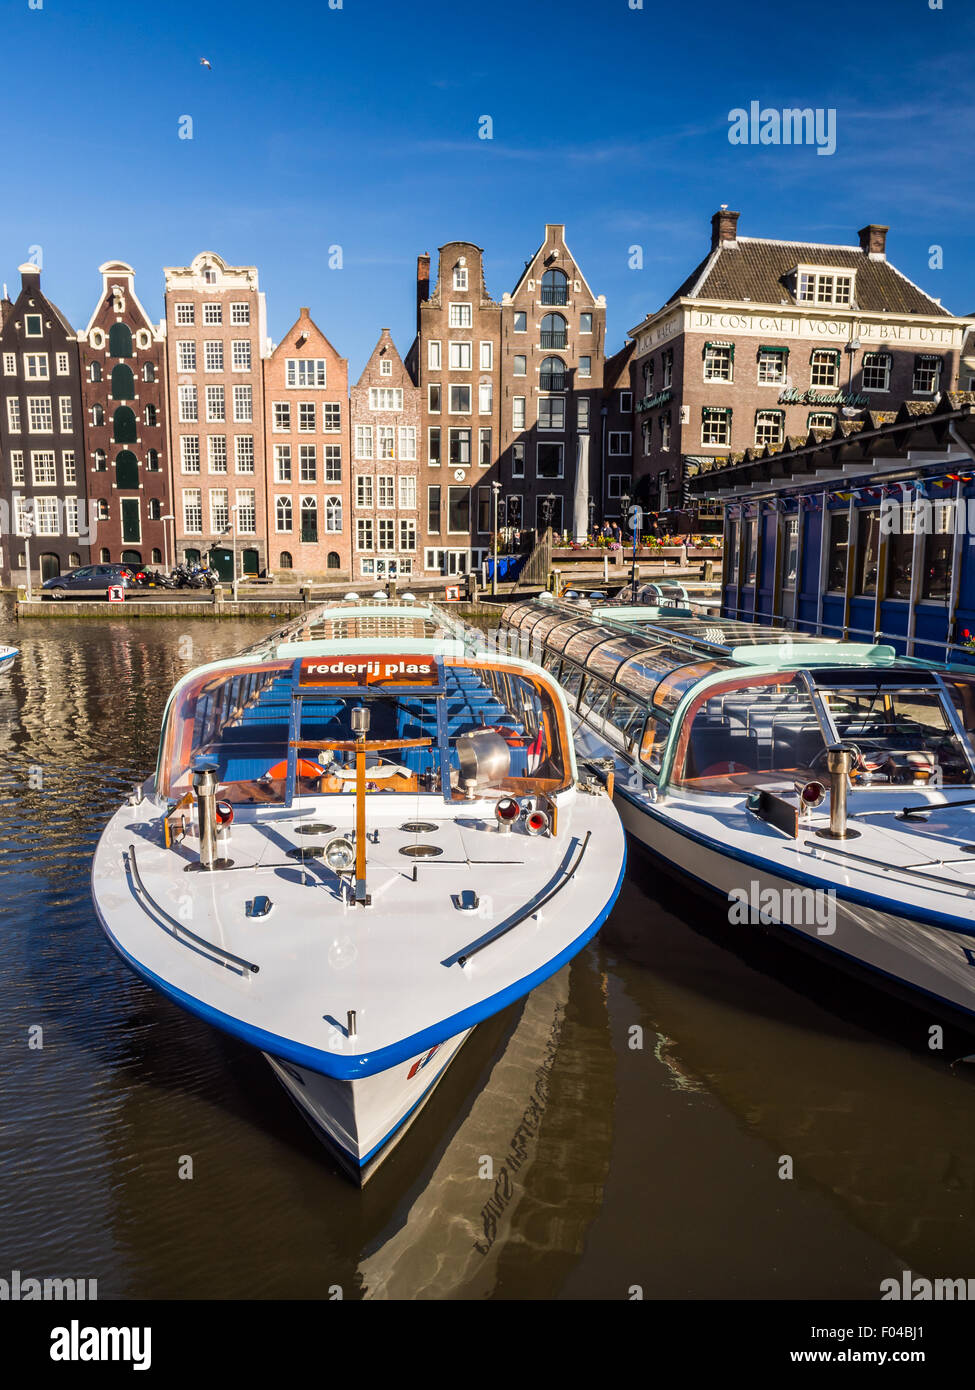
<box><xmin>525</xmin><ymin>808</ymin><xmax>550</xmax><ymax>836</ymax></box>
<box><xmin>800</xmin><ymin>781</ymin><xmax>826</xmax><ymax>809</ymax></box>
<box><xmin>495</xmin><ymin>797</ymin><xmax>520</xmax><ymax>826</ymax></box>
<box><xmin>215</xmin><ymin>801</ymin><xmax>234</xmax><ymax>825</ymax></box>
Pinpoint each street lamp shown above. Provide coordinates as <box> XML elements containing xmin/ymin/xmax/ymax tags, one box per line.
<box><xmin>541</xmin><ymin>493</ymin><xmax>556</xmax><ymax>535</ymax></box>
<box><xmin>228</xmin><ymin>504</ymin><xmax>240</xmax><ymax>602</ymax></box>
<box><xmin>160</xmin><ymin>513</ymin><xmax>175</xmax><ymax>573</ymax></box>
<box><xmin>620</xmin><ymin>488</ymin><xmax>638</xmax><ymax>597</ymax></box>
<box><xmin>491</xmin><ymin>480</ymin><xmax>502</xmax><ymax>596</ymax></box>
<box><xmin>588</xmin><ymin>494</ymin><xmax>596</xmax><ymax>540</ymax></box>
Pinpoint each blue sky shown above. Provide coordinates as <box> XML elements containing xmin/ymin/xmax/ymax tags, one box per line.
<box><xmin>2</xmin><ymin>0</ymin><xmax>972</xmax><ymax>376</ymax></box>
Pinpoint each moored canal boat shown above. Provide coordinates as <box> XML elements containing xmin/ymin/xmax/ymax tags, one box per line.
<box><xmin>0</xmin><ymin>645</ymin><xmax>18</xmax><ymax>674</ymax></box>
<box><xmin>501</xmin><ymin>595</ymin><xmax>975</xmax><ymax>1022</ymax></box>
<box><xmin>91</xmin><ymin>599</ymin><xmax>625</xmax><ymax>1183</ymax></box>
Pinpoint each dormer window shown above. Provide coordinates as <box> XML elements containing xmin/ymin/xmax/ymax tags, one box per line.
<box><xmin>203</xmin><ymin>266</ymin><xmax>217</xmax><ymax>285</ymax></box>
<box><xmin>453</xmin><ymin>263</ymin><xmax>468</xmax><ymax>291</ymax></box>
<box><xmin>794</xmin><ymin>266</ymin><xmax>854</xmax><ymax>307</ymax></box>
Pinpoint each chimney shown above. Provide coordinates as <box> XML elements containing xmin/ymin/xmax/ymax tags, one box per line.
<box><xmin>711</xmin><ymin>207</ymin><xmax>740</xmax><ymax>250</ymax></box>
<box><xmin>18</xmin><ymin>262</ymin><xmax>41</xmax><ymax>291</ymax></box>
<box><xmin>416</xmin><ymin>253</ymin><xmax>431</xmax><ymax>328</ymax></box>
<box><xmin>858</xmin><ymin>224</ymin><xmax>888</xmax><ymax>260</ymax></box>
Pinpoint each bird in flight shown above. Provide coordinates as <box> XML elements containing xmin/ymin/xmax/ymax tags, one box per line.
<box><xmin>200</xmin><ymin>57</ymin><xmax>212</xmax><ymax>70</ymax></box>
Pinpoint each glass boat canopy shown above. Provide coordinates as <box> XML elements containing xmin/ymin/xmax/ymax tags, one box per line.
<box><xmin>157</xmin><ymin>606</ymin><xmax>573</xmax><ymax>807</ymax></box>
<box><xmin>502</xmin><ymin>599</ymin><xmax>975</xmax><ymax>796</ymax></box>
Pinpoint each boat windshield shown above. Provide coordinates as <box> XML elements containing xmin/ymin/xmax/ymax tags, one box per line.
<box><xmin>816</xmin><ymin>682</ymin><xmax>974</xmax><ymax>786</ymax></box>
<box><xmin>671</xmin><ymin>673</ymin><xmax>827</xmax><ymax>793</ymax></box>
<box><xmin>158</xmin><ymin>658</ymin><xmax>568</xmax><ymax>803</ymax></box>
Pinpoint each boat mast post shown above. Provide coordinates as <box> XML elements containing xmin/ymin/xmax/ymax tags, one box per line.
<box><xmin>191</xmin><ymin>758</ymin><xmax>221</xmax><ymax>868</ymax></box>
<box><xmin>817</xmin><ymin>744</ymin><xmax>861</xmax><ymax>841</ymax></box>
<box><xmin>351</xmin><ymin>706</ymin><xmax>371</xmax><ymax>905</ymax></box>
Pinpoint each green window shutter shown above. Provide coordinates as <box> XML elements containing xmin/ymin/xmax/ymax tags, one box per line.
<box><xmin>121</xmin><ymin>498</ymin><xmax>141</xmax><ymax>542</ymax></box>
<box><xmin>115</xmin><ymin>450</ymin><xmax>139</xmax><ymax>488</ymax></box>
<box><xmin>110</xmin><ymin>364</ymin><xmax>135</xmax><ymax>400</ymax></box>
<box><xmin>113</xmin><ymin>406</ymin><xmax>137</xmax><ymax>443</ymax></box>
<box><xmin>109</xmin><ymin>323</ymin><xmax>133</xmax><ymax>357</ymax></box>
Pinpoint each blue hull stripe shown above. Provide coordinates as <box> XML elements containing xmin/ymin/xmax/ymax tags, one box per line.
<box><xmin>96</xmin><ymin>845</ymin><xmax>626</xmax><ymax>1081</ymax></box>
<box><xmin>613</xmin><ymin>781</ymin><xmax>975</xmax><ymax>937</ymax></box>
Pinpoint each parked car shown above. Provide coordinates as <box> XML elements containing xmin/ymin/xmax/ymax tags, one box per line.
<box><xmin>42</xmin><ymin>564</ymin><xmax>141</xmax><ymax>597</ymax></box>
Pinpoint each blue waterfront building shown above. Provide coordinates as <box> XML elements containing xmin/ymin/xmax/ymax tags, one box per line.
<box><xmin>689</xmin><ymin>395</ymin><xmax>975</xmax><ymax>665</ymax></box>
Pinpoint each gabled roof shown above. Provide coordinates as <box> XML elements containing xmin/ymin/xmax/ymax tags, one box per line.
<box><xmin>509</xmin><ymin>224</ymin><xmax>600</xmax><ymax>304</ymax></box>
<box><xmin>662</xmin><ymin>238</ymin><xmax>950</xmax><ymax>316</ymax></box>
<box><xmin>354</xmin><ymin>328</ymin><xmax>410</xmax><ymax>387</ymax></box>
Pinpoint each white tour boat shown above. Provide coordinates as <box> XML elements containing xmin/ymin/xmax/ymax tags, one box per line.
<box><xmin>0</xmin><ymin>645</ymin><xmax>19</xmax><ymax>674</ymax></box>
<box><xmin>501</xmin><ymin>595</ymin><xmax>975</xmax><ymax>1023</ymax></box>
<box><xmin>91</xmin><ymin>599</ymin><xmax>625</xmax><ymax>1183</ymax></box>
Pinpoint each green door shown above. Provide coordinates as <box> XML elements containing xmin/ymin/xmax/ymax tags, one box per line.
<box><xmin>121</xmin><ymin>498</ymin><xmax>141</xmax><ymax>544</ymax></box>
<box><xmin>209</xmin><ymin>548</ymin><xmax>235</xmax><ymax>580</ymax></box>
<box><xmin>242</xmin><ymin>548</ymin><xmax>259</xmax><ymax>575</ymax></box>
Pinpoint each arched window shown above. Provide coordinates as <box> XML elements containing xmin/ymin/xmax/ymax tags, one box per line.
<box><xmin>324</xmin><ymin>496</ymin><xmax>342</xmax><ymax>533</ymax></box>
<box><xmin>93</xmin><ymin>448</ymin><xmax>107</xmax><ymax>471</ymax></box>
<box><xmin>275</xmin><ymin>496</ymin><xmax>292</xmax><ymax>533</ymax></box>
<box><xmin>145</xmin><ymin>449</ymin><xmax>159</xmax><ymax>471</ymax></box>
<box><xmin>111</xmin><ymin>364</ymin><xmax>135</xmax><ymax>400</ymax></box>
<box><xmin>89</xmin><ymin>361</ymin><xmax>102</xmax><ymax>383</ymax></box>
<box><xmin>109</xmin><ymin>323</ymin><xmax>133</xmax><ymax>358</ymax></box>
<box><xmin>91</xmin><ymin>404</ymin><xmax>104</xmax><ymax>427</ymax></box>
<box><xmin>327</xmin><ymin>551</ymin><xmax>340</xmax><ymax>569</ymax></box>
<box><xmin>97</xmin><ymin>501</ymin><xmax>110</xmax><ymax>522</ymax></box>
<box><xmin>184</xmin><ymin>548</ymin><xmax>201</xmax><ymax>566</ymax></box>
<box><xmin>541</xmin><ymin>268</ymin><xmax>568</xmax><ymax>305</ymax></box>
<box><xmin>151</xmin><ymin>547</ymin><xmax>162</xmax><ymax>564</ymax></box>
<box><xmin>112</xmin><ymin>406</ymin><xmax>137</xmax><ymax>443</ymax></box>
<box><xmin>115</xmin><ymin>450</ymin><xmax>139</xmax><ymax>488</ymax></box>
<box><xmin>143</xmin><ymin>362</ymin><xmax>156</xmax><ymax>382</ymax></box>
<box><xmin>121</xmin><ymin>550</ymin><xmax>142</xmax><ymax>565</ymax></box>
<box><xmin>99</xmin><ymin>547</ymin><xmax>111</xmax><ymax>562</ymax></box>
<box><xmin>540</xmin><ymin>356</ymin><xmax>566</xmax><ymax>391</ymax></box>
<box><xmin>279</xmin><ymin>551</ymin><xmax>293</xmax><ymax>569</ymax></box>
<box><xmin>540</xmin><ymin>313</ymin><xmax>567</xmax><ymax>349</ymax></box>
<box><xmin>148</xmin><ymin>498</ymin><xmax>161</xmax><ymax>520</ymax></box>
<box><xmin>144</xmin><ymin>404</ymin><xmax>157</xmax><ymax>427</ymax></box>
<box><xmin>300</xmin><ymin>496</ymin><xmax>318</xmax><ymax>543</ymax></box>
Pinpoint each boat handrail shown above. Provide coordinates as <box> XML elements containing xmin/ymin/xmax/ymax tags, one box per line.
<box><xmin>445</xmin><ymin>830</ymin><xmax>592</xmax><ymax>968</ymax></box>
<box><xmin>123</xmin><ymin>846</ymin><xmax>260</xmax><ymax>975</ymax></box>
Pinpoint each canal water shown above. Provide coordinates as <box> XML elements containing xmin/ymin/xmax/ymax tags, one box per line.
<box><xmin>2</xmin><ymin>597</ymin><xmax>975</xmax><ymax>1300</ymax></box>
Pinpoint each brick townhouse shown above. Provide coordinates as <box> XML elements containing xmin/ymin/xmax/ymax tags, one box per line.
<box><xmin>350</xmin><ymin>329</ymin><xmax>421</xmax><ymax>583</ymax></box>
<box><xmin>498</xmin><ymin>222</ymin><xmax>608</xmax><ymax>541</ymax></box>
<box><xmin>0</xmin><ymin>264</ymin><xmax>88</xmax><ymax>586</ymax></box>
<box><xmin>164</xmin><ymin>252</ymin><xmax>269</xmax><ymax>579</ymax></box>
<box><xmin>78</xmin><ymin>262</ymin><xmax>172</xmax><ymax>569</ymax></box>
<box><xmin>264</xmin><ymin>307</ymin><xmax>350</xmax><ymax>580</ymax></box>
<box><xmin>409</xmin><ymin>242</ymin><xmax>502</xmax><ymax>578</ymax></box>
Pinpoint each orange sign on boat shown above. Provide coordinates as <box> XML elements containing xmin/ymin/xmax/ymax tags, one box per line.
<box><xmin>298</xmin><ymin>655</ymin><xmax>439</xmax><ymax>688</ymax></box>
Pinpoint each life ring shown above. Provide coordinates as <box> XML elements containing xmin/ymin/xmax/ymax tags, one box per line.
<box><xmin>263</xmin><ymin>758</ymin><xmax>323</xmax><ymax>781</ymax></box>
